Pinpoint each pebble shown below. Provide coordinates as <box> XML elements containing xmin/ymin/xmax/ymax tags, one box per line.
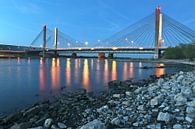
<box><xmin>44</xmin><ymin>118</ymin><xmax>53</xmax><ymax>128</ymax></box>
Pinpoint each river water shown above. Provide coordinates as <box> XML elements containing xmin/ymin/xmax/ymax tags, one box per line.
<box><xmin>0</xmin><ymin>58</ymin><xmax>190</xmax><ymax>115</ymax></box>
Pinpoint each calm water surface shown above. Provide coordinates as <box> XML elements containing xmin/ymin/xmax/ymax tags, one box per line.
<box><xmin>0</xmin><ymin>58</ymin><xmax>189</xmax><ymax>115</ymax></box>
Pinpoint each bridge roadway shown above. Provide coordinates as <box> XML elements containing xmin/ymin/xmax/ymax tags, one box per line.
<box><xmin>0</xmin><ymin>44</ymin><xmax>167</xmax><ymax>56</ymax></box>
<box><xmin>43</xmin><ymin>47</ymin><xmax>167</xmax><ymax>54</ymax></box>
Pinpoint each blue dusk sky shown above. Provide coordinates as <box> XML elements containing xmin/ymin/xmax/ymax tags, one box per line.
<box><xmin>0</xmin><ymin>0</ymin><xmax>194</xmax><ymax>46</ymax></box>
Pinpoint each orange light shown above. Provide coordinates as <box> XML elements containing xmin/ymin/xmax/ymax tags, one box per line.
<box><xmin>51</xmin><ymin>58</ymin><xmax>60</xmax><ymax>90</ymax></box>
<box><xmin>123</xmin><ymin>62</ymin><xmax>128</xmax><ymax>80</ymax></box>
<box><xmin>83</xmin><ymin>59</ymin><xmax>89</xmax><ymax>91</ymax></box>
<box><xmin>111</xmin><ymin>60</ymin><xmax>117</xmax><ymax>80</ymax></box>
<box><xmin>66</xmin><ymin>58</ymin><xmax>71</xmax><ymax>87</ymax></box>
<box><xmin>104</xmin><ymin>59</ymin><xmax>109</xmax><ymax>83</ymax></box>
<box><xmin>129</xmin><ymin>62</ymin><xmax>134</xmax><ymax>79</ymax></box>
<box><xmin>155</xmin><ymin>64</ymin><xmax>165</xmax><ymax>77</ymax></box>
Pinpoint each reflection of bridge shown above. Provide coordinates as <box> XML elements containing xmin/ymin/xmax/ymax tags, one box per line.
<box><xmin>0</xmin><ymin>6</ymin><xmax>195</xmax><ymax>58</ymax></box>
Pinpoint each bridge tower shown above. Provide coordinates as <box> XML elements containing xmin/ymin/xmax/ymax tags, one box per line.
<box><xmin>54</xmin><ymin>27</ymin><xmax>58</xmax><ymax>56</ymax></box>
<box><xmin>54</xmin><ymin>27</ymin><xmax>58</xmax><ymax>50</ymax></box>
<box><xmin>43</xmin><ymin>25</ymin><xmax>47</xmax><ymax>58</ymax></box>
<box><xmin>155</xmin><ymin>6</ymin><xmax>163</xmax><ymax>59</ymax></box>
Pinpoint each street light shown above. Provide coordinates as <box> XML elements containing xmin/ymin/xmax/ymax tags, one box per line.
<box><xmin>112</xmin><ymin>47</ymin><xmax>118</xmax><ymax>50</ymax></box>
<box><xmin>85</xmin><ymin>41</ymin><xmax>88</xmax><ymax>46</ymax></box>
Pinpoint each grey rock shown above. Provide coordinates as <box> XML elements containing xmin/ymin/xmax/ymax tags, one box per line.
<box><xmin>57</xmin><ymin>122</ymin><xmax>67</xmax><ymax>129</ymax></box>
<box><xmin>80</xmin><ymin>119</ymin><xmax>106</xmax><ymax>129</ymax></box>
<box><xmin>44</xmin><ymin>118</ymin><xmax>53</xmax><ymax>128</ymax></box>
<box><xmin>157</xmin><ymin>112</ymin><xmax>171</xmax><ymax>122</ymax></box>
<box><xmin>186</xmin><ymin>106</ymin><xmax>195</xmax><ymax>114</ymax></box>
<box><xmin>174</xmin><ymin>94</ymin><xmax>187</xmax><ymax>106</ymax></box>
<box><xmin>28</xmin><ymin>126</ymin><xmax>43</xmax><ymax>129</ymax></box>
<box><xmin>185</xmin><ymin>116</ymin><xmax>193</xmax><ymax>123</ymax></box>
<box><xmin>147</xmin><ymin>123</ymin><xmax>161</xmax><ymax>129</ymax></box>
<box><xmin>11</xmin><ymin>122</ymin><xmax>31</xmax><ymax>129</ymax></box>
<box><xmin>122</xmin><ymin>101</ymin><xmax>129</xmax><ymax>106</ymax></box>
<box><xmin>51</xmin><ymin>124</ymin><xmax>60</xmax><ymax>129</ymax></box>
<box><xmin>97</xmin><ymin>105</ymin><xmax>109</xmax><ymax>113</ymax></box>
<box><xmin>177</xmin><ymin>75</ymin><xmax>184</xmax><ymax>81</ymax></box>
<box><xmin>173</xmin><ymin>124</ymin><xmax>183</xmax><ymax>129</ymax></box>
<box><xmin>150</xmin><ymin>97</ymin><xmax>158</xmax><ymax>106</ymax></box>
<box><xmin>137</xmin><ymin>105</ymin><xmax>144</xmax><ymax>110</ymax></box>
<box><xmin>125</xmin><ymin>91</ymin><xmax>131</xmax><ymax>96</ymax></box>
<box><xmin>132</xmin><ymin>122</ymin><xmax>138</xmax><ymax>127</ymax></box>
<box><xmin>111</xmin><ymin>117</ymin><xmax>120</xmax><ymax>126</ymax></box>
<box><xmin>134</xmin><ymin>87</ymin><xmax>143</xmax><ymax>94</ymax></box>
<box><xmin>187</xmin><ymin>100</ymin><xmax>195</xmax><ymax>107</ymax></box>
<box><xmin>192</xmin><ymin>85</ymin><xmax>195</xmax><ymax>93</ymax></box>
<box><xmin>182</xmin><ymin>88</ymin><xmax>192</xmax><ymax>97</ymax></box>
<box><xmin>157</xmin><ymin>78</ymin><xmax>164</xmax><ymax>86</ymax></box>
<box><xmin>113</xmin><ymin>94</ymin><xmax>121</xmax><ymax>98</ymax></box>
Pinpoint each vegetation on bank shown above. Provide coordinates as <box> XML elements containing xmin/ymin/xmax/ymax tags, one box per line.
<box><xmin>163</xmin><ymin>43</ymin><xmax>195</xmax><ymax>60</ymax></box>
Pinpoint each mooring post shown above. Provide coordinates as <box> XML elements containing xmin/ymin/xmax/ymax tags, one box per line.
<box><xmin>155</xmin><ymin>6</ymin><xmax>163</xmax><ymax>59</ymax></box>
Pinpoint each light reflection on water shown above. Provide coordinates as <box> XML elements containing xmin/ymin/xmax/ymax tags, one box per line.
<box><xmin>0</xmin><ymin>58</ymin><xmax>182</xmax><ymax>115</ymax></box>
<box><xmin>66</xmin><ymin>58</ymin><xmax>71</xmax><ymax>88</ymax></box>
<box><xmin>83</xmin><ymin>59</ymin><xmax>89</xmax><ymax>91</ymax></box>
<box><xmin>155</xmin><ymin>64</ymin><xmax>165</xmax><ymax>77</ymax></box>
<box><xmin>51</xmin><ymin>58</ymin><xmax>60</xmax><ymax>90</ymax></box>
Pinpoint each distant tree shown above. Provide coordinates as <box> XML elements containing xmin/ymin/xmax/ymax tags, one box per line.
<box><xmin>163</xmin><ymin>42</ymin><xmax>195</xmax><ymax>60</ymax></box>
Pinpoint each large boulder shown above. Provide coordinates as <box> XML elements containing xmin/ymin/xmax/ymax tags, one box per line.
<box><xmin>174</xmin><ymin>94</ymin><xmax>187</xmax><ymax>106</ymax></box>
<box><xmin>80</xmin><ymin>119</ymin><xmax>106</xmax><ymax>129</ymax></box>
<box><xmin>157</xmin><ymin>112</ymin><xmax>171</xmax><ymax>122</ymax></box>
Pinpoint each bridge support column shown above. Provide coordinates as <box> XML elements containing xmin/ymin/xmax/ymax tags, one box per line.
<box><xmin>43</xmin><ymin>25</ymin><xmax>47</xmax><ymax>58</ymax></box>
<box><xmin>54</xmin><ymin>27</ymin><xmax>59</xmax><ymax>57</ymax></box>
<box><xmin>154</xmin><ymin>6</ymin><xmax>163</xmax><ymax>59</ymax></box>
<box><xmin>71</xmin><ymin>53</ymin><xmax>77</xmax><ymax>58</ymax></box>
<box><xmin>108</xmin><ymin>53</ymin><xmax>114</xmax><ymax>59</ymax></box>
<box><xmin>98</xmin><ymin>52</ymin><xmax>105</xmax><ymax>59</ymax></box>
<box><xmin>158</xmin><ymin>49</ymin><xmax>162</xmax><ymax>58</ymax></box>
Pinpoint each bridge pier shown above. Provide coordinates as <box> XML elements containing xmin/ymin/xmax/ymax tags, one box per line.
<box><xmin>98</xmin><ymin>52</ymin><xmax>105</xmax><ymax>59</ymax></box>
<box><xmin>71</xmin><ymin>53</ymin><xmax>77</xmax><ymax>58</ymax></box>
<box><xmin>53</xmin><ymin>50</ymin><xmax>59</xmax><ymax>57</ymax></box>
<box><xmin>108</xmin><ymin>53</ymin><xmax>114</xmax><ymax>59</ymax></box>
<box><xmin>158</xmin><ymin>49</ymin><xmax>162</xmax><ymax>58</ymax></box>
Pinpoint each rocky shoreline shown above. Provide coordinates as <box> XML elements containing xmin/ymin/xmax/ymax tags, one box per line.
<box><xmin>0</xmin><ymin>71</ymin><xmax>195</xmax><ymax>129</ymax></box>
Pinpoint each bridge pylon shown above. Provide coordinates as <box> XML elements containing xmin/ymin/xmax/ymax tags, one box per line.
<box><xmin>43</xmin><ymin>25</ymin><xmax>47</xmax><ymax>58</ymax></box>
<box><xmin>54</xmin><ymin>27</ymin><xmax>58</xmax><ymax>56</ymax></box>
<box><xmin>154</xmin><ymin>6</ymin><xmax>163</xmax><ymax>59</ymax></box>
<box><xmin>54</xmin><ymin>27</ymin><xmax>58</xmax><ymax>50</ymax></box>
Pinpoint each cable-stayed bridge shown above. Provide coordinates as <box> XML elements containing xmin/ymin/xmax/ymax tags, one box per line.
<box><xmin>0</xmin><ymin>7</ymin><xmax>195</xmax><ymax>58</ymax></box>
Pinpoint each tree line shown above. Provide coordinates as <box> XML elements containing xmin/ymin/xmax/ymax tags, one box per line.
<box><xmin>162</xmin><ymin>43</ymin><xmax>195</xmax><ymax>61</ymax></box>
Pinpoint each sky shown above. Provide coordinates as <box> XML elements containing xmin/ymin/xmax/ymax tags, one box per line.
<box><xmin>0</xmin><ymin>0</ymin><xmax>194</xmax><ymax>46</ymax></box>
